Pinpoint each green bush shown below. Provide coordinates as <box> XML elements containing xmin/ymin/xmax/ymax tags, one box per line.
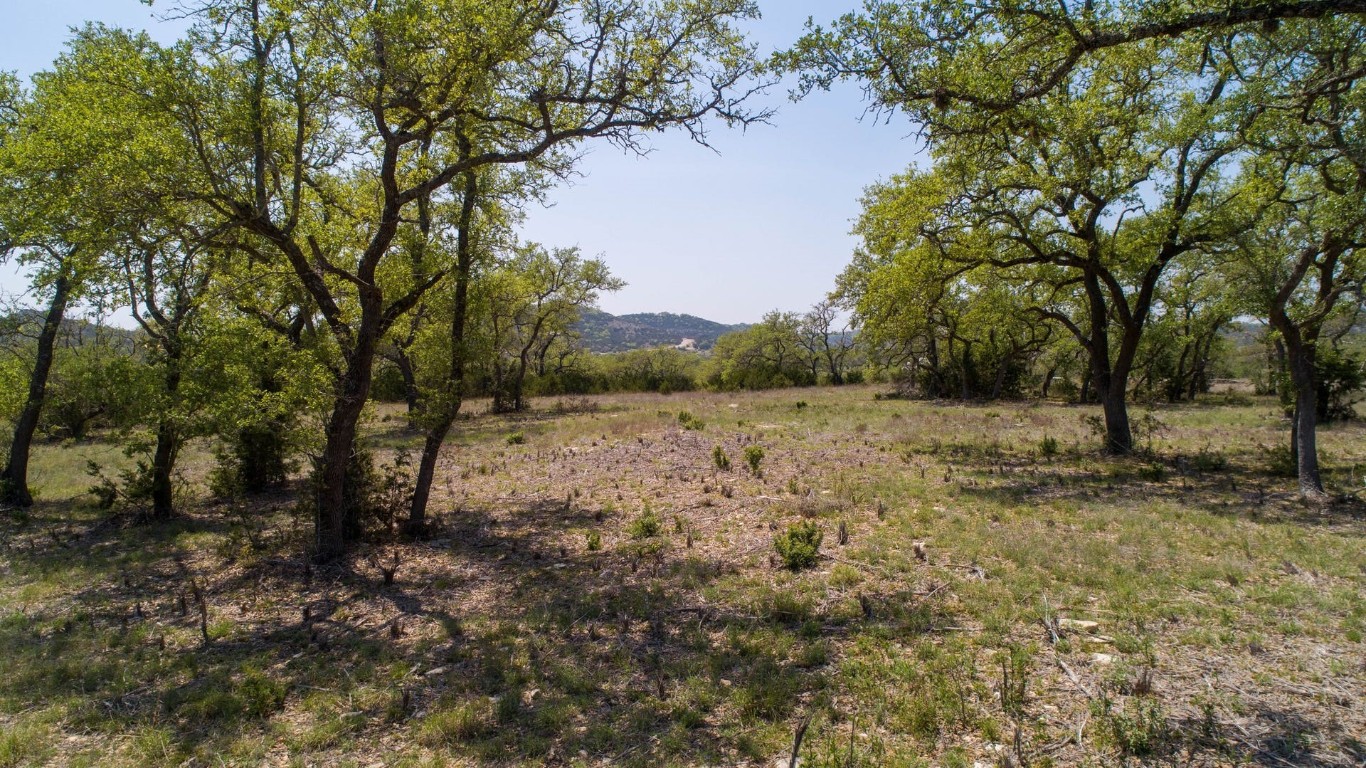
<box><xmin>628</xmin><ymin>508</ymin><xmax>662</xmax><ymax>539</ymax></box>
<box><xmin>712</xmin><ymin>445</ymin><xmax>731</xmax><ymax>471</ymax></box>
<box><xmin>774</xmin><ymin>520</ymin><xmax>823</xmax><ymax>570</ymax></box>
<box><xmin>744</xmin><ymin>445</ymin><xmax>765</xmax><ymax>474</ymax></box>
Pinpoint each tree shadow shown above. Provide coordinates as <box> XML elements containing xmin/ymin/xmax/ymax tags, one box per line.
<box><xmin>0</xmin><ymin>493</ymin><xmax>875</xmax><ymax>766</ymax></box>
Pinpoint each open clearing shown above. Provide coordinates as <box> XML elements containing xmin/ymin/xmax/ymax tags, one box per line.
<box><xmin>1</xmin><ymin>386</ymin><xmax>1363</xmax><ymax>767</ymax></box>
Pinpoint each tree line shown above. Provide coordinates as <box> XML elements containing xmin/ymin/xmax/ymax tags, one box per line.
<box><xmin>781</xmin><ymin>0</ymin><xmax>1366</xmax><ymax>499</ymax></box>
<box><xmin>0</xmin><ymin>0</ymin><xmax>771</xmax><ymax>560</ymax></box>
<box><xmin>2</xmin><ymin>0</ymin><xmax>1364</xmax><ymax>564</ymax></box>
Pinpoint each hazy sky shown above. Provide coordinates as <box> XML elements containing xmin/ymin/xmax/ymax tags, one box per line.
<box><xmin>1</xmin><ymin>1</ymin><xmax>924</xmax><ymax>325</ymax></box>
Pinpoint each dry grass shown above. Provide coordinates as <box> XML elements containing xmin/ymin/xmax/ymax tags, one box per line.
<box><xmin>1</xmin><ymin>386</ymin><xmax>1363</xmax><ymax>767</ymax></box>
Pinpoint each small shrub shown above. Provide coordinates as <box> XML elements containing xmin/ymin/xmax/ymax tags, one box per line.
<box><xmin>712</xmin><ymin>445</ymin><xmax>731</xmax><ymax>471</ymax></box>
<box><xmin>627</xmin><ymin>508</ymin><xmax>662</xmax><ymax>539</ymax></box>
<box><xmin>1039</xmin><ymin>435</ymin><xmax>1059</xmax><ymax>457</ymax></box>
<box><xmin>774</xmin><ymin>520</ymin><xmax>823</xmax><ymax>570</ymax></box>
<box><xmin>505</xmin><ymin>431</ymin><xmax>525</xmax><ymax>445</ymax></box>
<box><xmin>586</xmin><ymin>531</ymin><xmax>602</xmax><ymax>551</ymax></box>
<box><xmin>677</xmin><ymin>411</ymin><xmax>705</xmax><ymax>430</ymax></box>
<box><xmin>795</xmin><ymin>401</ymin><xmax>808</xmax><ymax>409</ymax></box>
<box><xmin>744</xmin><ymin>445</ymin><xmax>765</xmax><ymax>474</ymax></box>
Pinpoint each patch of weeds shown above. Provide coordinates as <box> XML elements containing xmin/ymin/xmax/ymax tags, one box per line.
<box><xmin>1138</xmin><ymin>462</ymin><xmax>1166</xmax><ymax>482</ymax></box>
<box><xmin>774</xmin><ymin>520</ymin><xmax>823</xmax><ymax>570</ymax></box>
<box><xmin>238</xmin><ymin>666</ymin><xmax>288</xmax><ymax>718</ymax></box>
<box><xmin>1189</xmin><ymin>446</ymin><xmax>1228</xmax><ymax>472</ymax></box>
<box><xmin>505</xmin><ymin>431</ymin><xmax>525</xmax><ymax>445</ymax></box>
<box><xmin>677</xmin><ymin>411</ymin><xmax>705</xmax><ymax>431</ymax></box>
<box><xmin>1095</xmin><ymin>694</ymin><xmax>1170</xmax><ymax>756</ymax></box>
<box><xmin>713</xmin><ymin>444</ymin><xmax>731</xmax><ymax>471</ymax></box>
<box><xmin>1039</xmin><ymin>435</ymin><xmax>1059</xmax><ymax>457</ymax></box>
<box><xmin>1259</xmin><ymin>443</ymin><xmax>1297</xmax><ymax>477</ymax></box>
<box><xmin>996</xmin><ymin>643</ymin><xmax>1033</xmax><ymax>716</ymax></box>
<box><xmin>585</xmin><ymin>531</ymin><xmax>602</xmax><ymax>551</ymax></box>
<box><xmin>734</xmin><ymin>658</ymin><xmax>803</xmax><ymax>719</ymax></box>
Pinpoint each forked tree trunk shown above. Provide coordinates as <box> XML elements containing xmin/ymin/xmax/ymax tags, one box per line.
<box><xmin>2</xmin><ymin>273</ymin><xmax>71</xmax><ymax>508</ymax></box>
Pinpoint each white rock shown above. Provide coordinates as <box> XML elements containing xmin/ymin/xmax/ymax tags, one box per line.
<box><xmin>1058</xmin><ymin>618</ymin><xmax>1100</xmax><ymax>633</ymax></box>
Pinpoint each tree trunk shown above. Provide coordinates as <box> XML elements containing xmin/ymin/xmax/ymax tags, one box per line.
<box><xmin>394</xmin><ymin>350</ymin><xmax>420</xmax><ymax>424</ymax></box>
<box><xmin>2</xmin><ymin>274</ymin><xmax>71</xmax><ymax>507</ymax></box>
<box><xmin>314</xmin><ymin>307</ymin><xmax>381</xmax><ymax>562</ymax></box>
<box><xmin>149</xmin><ymin>420</ymin><xmax>179</xmax><ymax>519</ymax></box>
<box><xmin>148</xmin><ymin>343</ymin><xmax>185</xmax><ymax>520</ymax></box>
<box><xmin>406</xmin><ymin>171</ymin><xmax>478</xmax><ymax>534</ymax></box>
<box><xmin>408</xmin><ymin>421</ymin><xmax>453</xmax><ymax>534</ymax></box>
<box><xmin>1099</xmin><ymin>383</ymin><xmax>1134</xmax><ymax>454</ymax></box>
<box><xmin>1285</xmin><ymin>343</ymin><xmax>1326</xmax><ymax>498</ymax></box>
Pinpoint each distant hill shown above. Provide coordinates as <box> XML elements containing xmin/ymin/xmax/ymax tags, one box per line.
<box><xmin>576</xmin><ymin>309</ymin><xmax>749</xmax><ymax>353</ymax></box>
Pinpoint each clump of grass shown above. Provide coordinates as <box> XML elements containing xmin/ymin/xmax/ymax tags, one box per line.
<box><xmin>585</xmin><ymin>531</ymin><xmax>602</xmax><ymax>551</ymax></box>
<box><xmin>712</xmin><ymin>445</ymin><xmax>731</xmax><ymax>471</ymax></box>
<box><xmin>505</xmin><ymin>431</ymin><xmax>525</xmax><ymax>445</ymax></box>
<box><xmin>774</xmin><ymin>520</ymin><xmax>823</xmax><ymax>570</ymax></box>
<box><xmin>677</xmin><ymin>411</ymin><xmax>705</xmax><ymax>430</ymax></box>
<box><xmin>417</xmin><ymin>698</ymin><xmax>495</xmax><ymax>746</ymax></box>
<box><xmin>744</xmin><ymin>445</ymin><xmax>765</xmax><ymax>474</ymax></box>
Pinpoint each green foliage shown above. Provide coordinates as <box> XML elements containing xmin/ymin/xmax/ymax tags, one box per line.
<box><xmin>774</xmin><ymin>520</ymin><xmax>823</xmax><ymax>570</ymax></box>
<box><xmin>418</xmin><ymin>698</ymin><xmax>495</xmax><ymax>745</ymax></box>
<box><xmin>1280</xmin><ymin>346</ymin><xmax>1364</xmax><ymax>423</ymax></box>
<box><xmin>1039</xmin><ymin>436</ymin><xmax>1059</xmax><ymax>457</ymax></box>
<box><xmin>712</xmin><ymin>444</ymin><xmax>731</xmax><ymax>471</ymax></box>
<box><xmin>676</xmin><ymin>411</ymin><xmax>704</xmax><ymax>431</ymax></box>
<box><xmin>743</xmin><ymin>445</ymin><xmax>765</xmax><ymax>474</ymax></box>
<box><xmin>506</xmin><ymin>431</ymin><xmax>526</xmax><ymax>446</ymax></box>
<box><xmin>703</xmin><ymin>311</ymin><xmax>817</xmax><ymax>391</ymax></box>
<box><xmin>585</xmin><ymin>531</ymin><xmax>602</xmax><ymax>552</ymax></box>
<box><xmin>1096</xmin><ymin>695</ymin><xmax>1170</xmax><ymax>756</ymax></box>
<box><xmin>627</xmin><ymin>507</ymin><xmax>662</xmax><ymax>539</ymax></box>
<box><xmin>995</xmin><ymin>644</ymin><xmax>1033</xmax><ymax>716</ymax></box>
<box><xmin>39</xmin><ymin>332</ymin><xmax>152</xmax><ymax>440</ymax></box>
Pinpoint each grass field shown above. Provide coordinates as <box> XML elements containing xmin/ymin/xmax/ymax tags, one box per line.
<box><xmin>1</xmin><ymin>386</ymin><xmax>1363</xmax><ymax>767</ymax></box>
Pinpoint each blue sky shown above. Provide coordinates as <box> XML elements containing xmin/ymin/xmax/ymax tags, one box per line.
<box><xmin>1</xmin><ymin>1</ymin><xmax>924</xmax><ymax>325</ymax></box>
